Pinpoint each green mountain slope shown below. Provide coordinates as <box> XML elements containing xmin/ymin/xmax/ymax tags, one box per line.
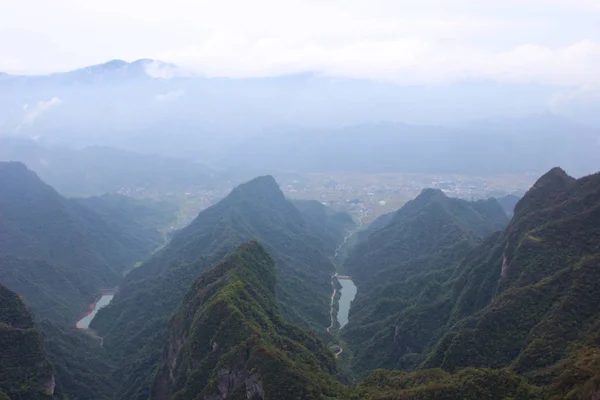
<box><xmin>72</xmin><ymin>193</ymin><xmax>177</xmax><ymax>256</ymax></box>
<box><xmin>152</xmin><ymin>241</ymin><xmax>347</xmax><ymax>400</ymax></box>
<box><xmin>354</xmin><ymin>368</ymin><xmax>541</xmax><ymax>400</ymax></box>
<box><xmin>91</xmin><ymin>175</ymin><xmax>343</xmax><ymax>399</ymax></box>
<box><xmin>0</xmin><ymin>162</ymin><xmax>169</xmax><ymax>322</ymax></box>
<box><xmin>39</xmin><ymin>321</ymin><xmax>116</xmax><ymax>400</ymax></box>
<box><xmin>340</xmin><ymin>167</ymin><xmax>600</xmax><ymax>398</ymax></box>
<box><xmin>345</xmin><ymin>189</ymin><xmax>508</xmax><ymax>282</ymax></box>
<box><xmin>341</xmin><ymin>189</ymin><xmax>509</xmax><ymax>375</ymax></box>
<box><xmin>0</xmin><ymin>283</ymin><xmax>55</xmax><ymax>400</ymax></box>
<box><xmin>290</xmin><ymin>199</ymin><xmax>356</xmax><ymax>254</ymax></box>
<box><xmin>423</xmin><ymin>169</ymin><xmax>600</xmax><ymax>399</ymax></box>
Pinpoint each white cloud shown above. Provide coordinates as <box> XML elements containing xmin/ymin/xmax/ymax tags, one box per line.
<box><xmin>1</xmin><ymin>0</ymin><xmax>599</xmax><ymax>86</ymax></box>
<box><xmin>154</xmin><ymin>89</ymin><xmax>185</xmax><ymax>103</ymax></box>
<box><xmin>23</xmin><ymin>97</ymin><xmax>63</xmax><ymax>125</ymax></box>
<box><xmin>156</xmin><ymin>39</ymin><xmax>600</xmax><ymax>86</ymax></box>
<box><xmin>11</xmin><ymin>97</ymin><xmax>63</xmax><ymax>136</ymax></box>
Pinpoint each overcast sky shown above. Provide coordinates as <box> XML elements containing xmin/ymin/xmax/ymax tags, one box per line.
<box><xmin>1</xmin><ymin>0</ymin><xmax>599</xmax><ymax>87</ymax></box>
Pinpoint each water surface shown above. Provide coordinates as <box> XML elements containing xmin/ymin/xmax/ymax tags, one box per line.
<box><xmin>76</xmin><ymin>295</ymin><xmax>114</xmax><ymax>329</ymax></box>
<box><xmin>337</xmin><ymin>279</ymin><xmax>357</xmax><ymax>328</ymax></box>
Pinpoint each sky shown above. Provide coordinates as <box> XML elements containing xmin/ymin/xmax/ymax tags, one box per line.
<box><xmin>1</xmin><ymin>0</ymin><xmax>599</xmax><ymax>88</ymax></box>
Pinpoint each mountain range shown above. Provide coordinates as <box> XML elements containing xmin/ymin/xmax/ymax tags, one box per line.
<box><xmin>0</xmin><ymin>162</ymin><xmax>173</xmax><ymax>323</ymax></box>
<box><xmin>1</xmin><ymin>157</ymin><xmax>600</xmax><ymax>399</ymax></box>
<box><xmin>1</xmin><ymin>59</ymin><xmax>599</xmax><ymax>176</ymax></box>
<box><xmin>89</xmin><ymin>175</ymin><xmax>355</xmax><ymax>399</ymax></box>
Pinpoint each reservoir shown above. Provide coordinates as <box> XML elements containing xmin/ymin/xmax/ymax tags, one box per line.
<box><xmin>337</xmin><ymin>279</ymin><xmax>357</xmax><ymax>328</ymax></box>
<box><xmin>76</xmin><ymin>294</ymin><xmax>114</xmax><ymax>329</ymax></box>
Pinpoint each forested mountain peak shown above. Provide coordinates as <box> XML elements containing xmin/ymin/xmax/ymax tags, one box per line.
<box><xmin>227</xmin><ymin>174</ymin><xmax>283</xmax><ymax>199</ymax></box>
<box><xmin>152</xmin><ymin>241</ymin><xmax>346</xmax><ymax>400</ymax></box>
<box><xmin>91</xmin><ymin>175</ymin><xmax>344</xmax><ymax>399</ymax></box>
<box><xmin>512</xmin><ymin>166</ymin><xmax>576</xmax><ymax>219</ymax></box>
<box><xmin>415</xmin><ymin>187</ymin><xmax>445</xmax><ymax>201</ymax></box>
<box><xmin>346</xmin><ymin>188</ymin><xmax>508</xmax><ymax>282</ymax></box>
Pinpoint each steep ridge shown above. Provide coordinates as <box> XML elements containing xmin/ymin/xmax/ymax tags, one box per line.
<box><xmin>342</xmin><ymin>167</ymin><xmax>600</xmax><ymax>398</ymax></box>
<box><xmin>152</xmin><ymin>241</ymin><xmax>347</xmax><ymax>400</ymax></box>
<box><xmin>0</xmin><ymin>162</ymin><xmax>167</xmax><ymax>322</ymax></box>
<box><xmin>424</xmin><ymin>169</ymin><xmax>600</xmax><ymax>396</ymax></box>
<box><xmin>345</xmin><ymin>189</ymin><xmax>508</xmax><ymax>282</ymax></box>
<box><xmin>342</xmin><ymin>190</ymin><xmax>509</xmax><ymax>375</ymax></box>
<box><xmin>0</xmin><ymin>283</ymin><xmax>55</xmax><ymax>400</ymax></box>
<box><xmin>91</xmin><ymin>176</ymin><xmax>343</xmax><ymax>399</ymax></box>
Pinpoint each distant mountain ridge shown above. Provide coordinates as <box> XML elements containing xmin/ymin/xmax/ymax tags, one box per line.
<box><xmin>0</xmin><ymin>137</ymin><xmax>216</xmax><ymax>197</ymax></box>
<box><xmin>0</xmin><ymin>59</ymin><xmax>176</xmax><ymax>82</ymax></box>
<box><xmin>2</xmin><ymin>56</ymin><xmax>599</xmax><ymax>166</ymax></box>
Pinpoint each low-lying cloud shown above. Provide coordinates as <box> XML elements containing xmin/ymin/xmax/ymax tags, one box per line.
<box><xmin>23</xmin><ymin>97</ymin><xmax>62</xmax><ymax>125</ymax></box>
<box><xmin>1</xmin><ymin>0</ymin><xmax>600</xmax><ymax>89</ymax></box>
<box><xmin>154</xmin><ymin>90</ymin><xmax>186</xmax><ymax>103</ymax></box>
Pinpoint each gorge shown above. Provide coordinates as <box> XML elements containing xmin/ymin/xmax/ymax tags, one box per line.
<box><xmin>2</xmin><ymin>163</ymin><xmax>600</xmax><ymax>400</ymax></box>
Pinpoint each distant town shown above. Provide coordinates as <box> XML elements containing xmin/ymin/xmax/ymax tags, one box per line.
<box><xmin>116</xmin><ymin>172</ymin><xmax>536</xmax><ymax>230</ymax></box>
<box><xmin>276</xmin><ymin>172</ymin><xmax>535</xmax><ymax>223</ymax></box>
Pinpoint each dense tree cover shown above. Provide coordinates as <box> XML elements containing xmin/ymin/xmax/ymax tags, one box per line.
<box><xmin>354</xmin><ymin>368</ymin><xmax>542</xmax><ymax>399</ymax></box>
<box><xmin>91</xmin><ymin>176</ymin><xmax>352</xmax><ymax>399</ymax></box>
<box><xmin>152</xmin><ymin>241</ymin><xmax>348</xmax><ymax>400</ymax></box>
<box><xmin>343</xmin><ymin>167</ymin><xmax>600</xmax><ymax>398</ymax></box>
<box><xmin>39</xmin><ymin>321</ymin><xmax>116</xmax><ymax>400</ymax></box>
<box><xmin>341</xmin><ymin>189</ymin><xmax>509</xmax><ymax>375</ymax></box>
<box><xmin>290</xmin><ymin>199</ymin><xmax>356</xmax><ymax>254</ymax></box>
<box><xmin>0</xmin><ymin>162</ymin><xmax>172</xmax><ymax>322</ymax></box>
<box><xmin>426</xmin><ymin>170</ymin><xmax>600</xmax><ymax>383</ymax></box>
<box><xmin>3</xmin><ymin>164</ymin><xmax>600</xmax><ymax>400</ymax></box>
<box><xmin>345</xmin><ymin>189</ymin><xmax>508</xmax><ymax>282</ymax></box>
<box><xmin>0</xmin><ymin>283</ymin><xmax>55</xmax><ymax>400</ymax></box>
<box><xmin>73</xmin><ymin>193</ymin><xmax>177</xmax><ymax>247</ymax></box>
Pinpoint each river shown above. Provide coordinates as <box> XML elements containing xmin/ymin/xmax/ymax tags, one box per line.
<box><xmin>337</xmin><ymin>279</ymin><xmax>357</xmax><ymax>328</ymax></box>
<box><xmin>76</xmin><ymin>294</ymin><xmax>114</xmax><ymax>329</ymax></box>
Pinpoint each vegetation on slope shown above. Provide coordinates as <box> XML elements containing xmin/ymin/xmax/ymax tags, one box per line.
<box><xmin>424</xmin><ymin>169</ymin><xmax>600</xmax><ymax>399</ymax></box>
<box><xmin>0</xmin><ymin>162</ymin><xmax>172</xmax><ymax>322</ymax></box>
<box><xmin>354</xmin><ymin>368</ymin><xmax>542</xmax><ymax>399</ymax></box>
<box><xmin>92</xmin><ymin>176</ymin><xmax>350</xmax><ymax>399</ymax></box>
<box><xmin>342</xmin><ymin>189</ymin><xmax>509</xmax><ymax>375</ymax></box>
<box><xmin>0</xmin><ymin>283</ymin><xmax>55</xmax><ymax>400</ymax></box>
<box><xmin>39</xmin><ymin>321</ymin><xmax>116</xmax><ymax>400</ymax></box>
<box><xmin>152</xmin><ymin>241</ymin><xmax>348</xmax><ymax>400</ymax></box>
<box><xmin>342</xmin><ymin>167</ymin><xmax>600</xmax><ymax>398</ymax></box>
<box><xmin>290</xmin><ymin>199</ymin><xmax>356</xmax><ymax>254</ymax></box>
